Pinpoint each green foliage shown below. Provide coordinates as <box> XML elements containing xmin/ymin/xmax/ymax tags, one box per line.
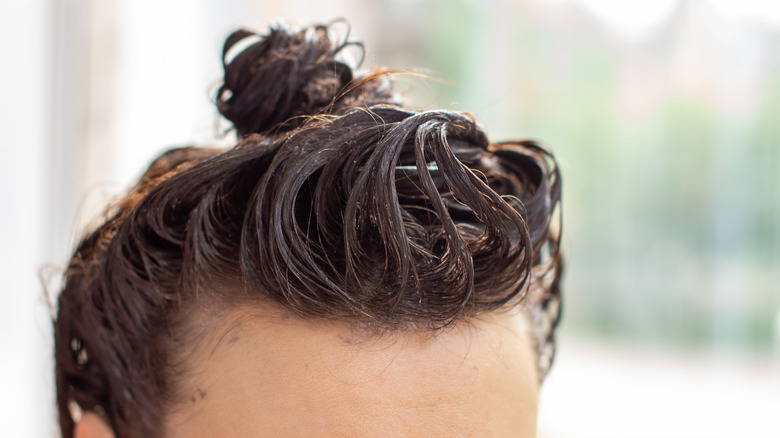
<box><xmin>400</xmin><ymin>3</ymin><xmax>780</xmax><ymax>351</ymax></box>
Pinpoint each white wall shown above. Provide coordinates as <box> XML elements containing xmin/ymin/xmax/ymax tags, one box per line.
<box><xmin>0</xmin><ymin>0</ymin><xmax>54</xmax><ymax>436</ymax></box>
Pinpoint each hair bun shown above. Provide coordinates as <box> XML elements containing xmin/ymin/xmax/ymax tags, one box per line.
<box><xmin>217</xmin><ymin>23</ymin><xmax>366</xmax><ymax>136</ymax></box>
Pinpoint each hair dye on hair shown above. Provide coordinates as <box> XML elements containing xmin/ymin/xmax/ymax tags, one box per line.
<box><xmin>54</xmin><ymin>21</ymin><xmax>562</xmax><ymax>438</ymax></box>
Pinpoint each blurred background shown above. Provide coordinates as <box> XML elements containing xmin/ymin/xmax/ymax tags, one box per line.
<box><xmin>2</xmin><ymin>0</ymin><xmax>778</xmax><ymax>436</ymax></box>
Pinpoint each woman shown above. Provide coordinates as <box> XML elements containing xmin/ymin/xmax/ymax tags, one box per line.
<box><xmin>55</xmin><ymin>21</ymin><xmax>562</xmax><ymax>438</ymax></box>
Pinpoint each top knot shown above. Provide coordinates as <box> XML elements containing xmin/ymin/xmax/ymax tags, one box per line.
<box><xmin>217</xmin><ymin>22</ymin><xmax>391</xmax><ymax>136</ymax></box>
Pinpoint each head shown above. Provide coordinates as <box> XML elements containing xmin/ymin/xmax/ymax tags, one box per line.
<box><xmin>55</xmin><ymin>21</ymin><xmax>562</xmax><ymax>438</ymax></box>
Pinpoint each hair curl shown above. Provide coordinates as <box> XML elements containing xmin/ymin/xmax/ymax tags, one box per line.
<box><xmin>55</xmin><ymin>21</ymin><xmax>562</xmax><ymax>438</ymax></box>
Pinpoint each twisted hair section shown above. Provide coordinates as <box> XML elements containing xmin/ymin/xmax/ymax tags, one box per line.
<box><xmin>217</xmin><ymin>21</ymin><xmax>395</xmax><ymax>136</ymax></box>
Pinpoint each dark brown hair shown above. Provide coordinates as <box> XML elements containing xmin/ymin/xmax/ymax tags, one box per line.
<box><xmin>55</xmin><ymin>21</ymin><xmax>562</xmax><ymax>438</ymax></box>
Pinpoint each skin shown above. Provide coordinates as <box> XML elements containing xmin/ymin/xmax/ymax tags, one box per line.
<box><xmin>74</xmin><ymin>413</ymin><xmax>114</xmax><ymax>438</ymax></box>
<box><xmin>76</xmin><ymin>307</ymin><xmax>539</xmax><ymax>438</ymax></box>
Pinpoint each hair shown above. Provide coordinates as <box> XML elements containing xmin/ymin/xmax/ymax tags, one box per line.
<box><xmin>54</xmin><ymin>21</ymin><xmax>562</xmax><ymax>438</ymax></box>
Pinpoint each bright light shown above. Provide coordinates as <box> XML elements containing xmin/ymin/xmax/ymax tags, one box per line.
<box><xmin>576</xmin><ymin>0</ymin><xmax>680</xmax><ymax>38</ymax></box>
<box><xmin>709</xmin><ymin>0</ymin><xmax>780</xmax><ymax>26</ymax></box>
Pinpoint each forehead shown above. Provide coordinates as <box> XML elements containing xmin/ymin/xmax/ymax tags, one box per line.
<box><xmin>165</xmin><ymin>308</ymin><xmax>539</xmax><ymax>438</ymax></box>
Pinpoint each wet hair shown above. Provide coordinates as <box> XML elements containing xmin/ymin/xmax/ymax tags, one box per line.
<box><xmin>54</xmin><ymin>21</ymin><xmax>562</xmax><ymax>438</ymax></box>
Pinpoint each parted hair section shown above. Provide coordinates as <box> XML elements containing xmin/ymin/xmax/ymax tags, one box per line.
<box><xmin>54</xmin><ymin>21</ymin><xmax>562</xmax><ymax>438</ymax></box>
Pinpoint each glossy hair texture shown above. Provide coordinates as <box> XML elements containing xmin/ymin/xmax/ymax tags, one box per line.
<box><xmin>55</xmin><ymin>21</ymin><xmax>562</xmax><ymax>438</ymax></box>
